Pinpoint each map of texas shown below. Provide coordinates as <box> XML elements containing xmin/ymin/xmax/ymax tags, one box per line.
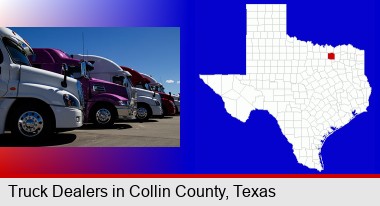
<box><xmin>200</xmin><ymin>4</ymin><xmax>371</xmax><ymax>171</ymax></box>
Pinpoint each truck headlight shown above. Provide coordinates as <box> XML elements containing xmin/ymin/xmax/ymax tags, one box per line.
<box><xmin>63</xmin><ymin>94</ymin><xmax>80</xmax><ymax>108</ymax></box>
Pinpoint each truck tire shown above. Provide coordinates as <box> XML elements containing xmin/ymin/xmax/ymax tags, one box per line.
<box><xmin>136</xmin><ymin>104</ymin><xmax>152</xmax><ymax>122</ymax></box>
<box><xmin>92</xmin><ymin>104</ymin><xmax>116</xmax><ymax>127</ymax></box>
<box><xmin>10</xmin><ymin>104</ymin><xmax>53</xmax><ymax>141</ymax></box>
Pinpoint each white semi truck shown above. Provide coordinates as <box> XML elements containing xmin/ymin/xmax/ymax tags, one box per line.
<box><xmin>72</xmin><ymin>54</ymin><xmax>163</xmax><ymax>121</ymax></box>
<box><xmin>0</xmin><ymin>27</ymin><xmax>83</xmax><ymax>140</ymax></box>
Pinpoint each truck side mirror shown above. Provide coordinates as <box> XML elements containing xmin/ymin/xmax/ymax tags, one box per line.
<box><xmin>81</xmin><ymin>61</ymin><xmax>94</xmax><ymax>72</ymax></box>
<box><xmin>153</xmin><ymin>91</ymin><xmax>156</xmax><ymax>98</ymax></box>
<box><xmin>61</xmin><ymin>63</ymin><xmax>68</xmax><ymax>88</ymax></box>
<box><xmin>169</xmin><ymin>92</ymin><xmax>172</xmax><ymax>96</ymax></box>
<box><xmin>80</xmin><ymin>61</ymin><xmax>87</xmax><ymax>77</ymax></box>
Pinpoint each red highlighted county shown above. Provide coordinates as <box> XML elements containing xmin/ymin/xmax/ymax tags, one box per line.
<box><xmin>200</xmin><ymin>4</ymin><xmax>371</xmax><ymax>171</ymax></box>
<box><xmin>328</xmin><ymin>53</ymin><xmax>335</xmax><ymax>60</ymax></box>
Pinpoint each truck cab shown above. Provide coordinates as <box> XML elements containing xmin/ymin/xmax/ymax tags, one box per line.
<box><xmin>140</xmin><ymin>73</ymin><xmax>177</xmax><ymax>115</ymax></box>
<box><xmin>0</xmin><ymin>28</ymin><xmax>83</xmax><ymax>140</ymax></box>
<box><xmin>29</xmin><ymin>48</ymin><xmax>137</xmax><ymax>127</ymax></box>
<box><xmin>72</xmin><ymin>54</ymin><xmax>163</xmax><ymax>121</ymax></box>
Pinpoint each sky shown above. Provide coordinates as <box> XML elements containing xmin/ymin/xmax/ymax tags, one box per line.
<box><xmin>11</xmin><ymin>27</ymin><xmax>180</xmax><ymax>94</ymax></box>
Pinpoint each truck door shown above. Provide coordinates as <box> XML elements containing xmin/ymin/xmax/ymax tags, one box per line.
<box><xmin>0</xmin><ymin>47</ymin><xmax>8</xmax><ymax>97</ymax></box>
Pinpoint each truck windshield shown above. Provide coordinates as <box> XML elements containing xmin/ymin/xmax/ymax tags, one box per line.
<box><xmin>69</xmin><ymin>71</ymin><xmax>82</xmax><ymax>79</ymax></box>
<box><xmin>150</xmin><ymin>85</ymin><xmax>157</xmax><ymax>92</ymax></box>
<box><xmin>160</xmin><ymin>86</ymin><xmax>165</xmax><ymax>93</ymax></box>
<box><xmin>68</xmin><ymin>65</ymin><xmax>87</xmax><ymax>79</ymax></box>
<box><xmin>112</xmin><ymin>75</ymin><xmax>125</xmax><ymax>86</ymax></box>
<box><xmin>2</xmin><ymin>38</ymin><xmax>31</xmax><ymax>66</ymax></box>
<box><xmin>151</xmin><ymin>85</ymin><xmax>165</xmax><ymax>93</ymax></box>
<box><xmin>144</xmin><ymin>83</ymin><xmax>150</xmax><ymax>90</ymax></box>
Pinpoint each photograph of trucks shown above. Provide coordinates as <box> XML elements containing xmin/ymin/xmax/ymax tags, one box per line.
<box><xmin>0</xmin><ymin>27</ymin><xmax>180</xmax><ymax>146</ymax></box>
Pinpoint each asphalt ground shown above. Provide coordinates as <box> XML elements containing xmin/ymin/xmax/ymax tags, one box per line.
<box><xmin>0</xmin><ymin>116</ymin><xmax>180</xmax><ymax>147</ymax></box>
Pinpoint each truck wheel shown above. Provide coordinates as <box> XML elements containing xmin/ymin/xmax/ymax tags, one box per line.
<box><xmin>92</xmin><ymin>105</ymin><xmax>116</xmax><ymax>127</ymax></box>
<box><xmin>11</xmin><ymin>105</ymin><xmax>53</xmax><ymax>141</ymax></box>
<box><xmin>136</xmin><ymin>104</ymin><xmax>151</xmax><ymax>122</ymax></box>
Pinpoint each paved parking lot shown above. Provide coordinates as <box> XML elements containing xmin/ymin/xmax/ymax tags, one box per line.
<box><xmin>0</xmin><ymin>116</ymin><xmax>180</xmax><ymax>147</ymax></box>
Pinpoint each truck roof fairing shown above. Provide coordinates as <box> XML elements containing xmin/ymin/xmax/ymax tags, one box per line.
<box><xmin>72</xmin><ymin>54</ymin><xmax>132</xmax><ymax>77</ymax></box>
<box><xmin>140</xmin><ymin>73</ymin><xmax>162</xmax><ymax>86</ymax></box>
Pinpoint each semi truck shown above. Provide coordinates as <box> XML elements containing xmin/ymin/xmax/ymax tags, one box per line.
<box><xmin>71</xmin><ymin>54</ymin><xmax>163</xmax><ymax>121</ymax></box>
<box><xmin>29</xmin><ymin>48</ymin><xmax>137</xmax><ymax>127</ymax></box>
<box><xmin>140</xmin><ymin>73</ymin><xmax>178</xmax><ymax>115</ymax></box>
<box><xmin>0</xmin><ymin>28</ymin><xmax>83</xmax><ymax>140</ymax></box>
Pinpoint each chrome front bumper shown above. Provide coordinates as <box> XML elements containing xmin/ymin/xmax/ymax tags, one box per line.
<box><xmin>116</xmin><ymin>105</ymin><xmax>137</xmax><ymax>120</ymax></box>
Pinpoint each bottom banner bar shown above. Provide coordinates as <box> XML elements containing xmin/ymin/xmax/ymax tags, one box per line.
<box><xmin>0</xmin><ymin>178</ymin><xmax>378</xmax><ymax>205</ymax></box>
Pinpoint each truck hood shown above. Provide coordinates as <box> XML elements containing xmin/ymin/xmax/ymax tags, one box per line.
<box><xmin>133</xmin><ymin>87</ymin><xmax>161</xmax><ymax>103</ymax></box>
<box><xmin>20</xmin><ymin>65</ymin><xmax>81</xmax><ymax>101</ymax></box>
<box><xmin>90</xmin><ymin>77</ymin><xmax>115</xmax><ymax>85</ymax></box>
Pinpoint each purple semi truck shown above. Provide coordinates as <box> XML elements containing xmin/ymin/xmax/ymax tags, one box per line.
<box><xmin>29</xmin><ymin>48</ymin><xmax>137</xmax><ymax>127</ymax></box>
